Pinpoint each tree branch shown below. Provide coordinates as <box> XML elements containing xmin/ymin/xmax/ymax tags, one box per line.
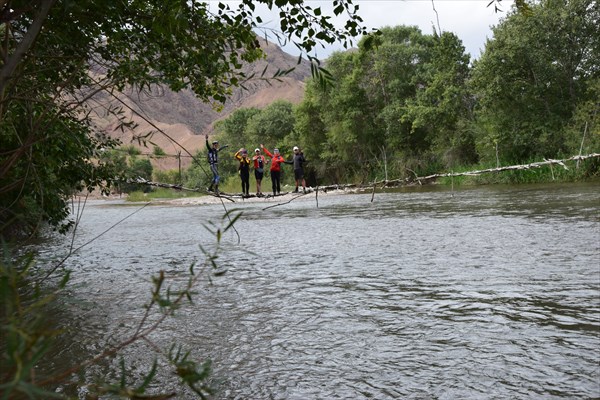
<box><xmin>0</xmin><ymin>0</ymin><xmax>56</xmax><ymax>95</ymax></box>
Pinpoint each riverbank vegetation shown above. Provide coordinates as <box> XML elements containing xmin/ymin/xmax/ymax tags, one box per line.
<box><xmin>70</xmin><ymin>0</ymin><xmax>599</xmax><ymax>199</ymax></box>
<box><xmin>203</xmin><ymin>0</ymin><xmax>598</xmax><ymax>190</ymax></box>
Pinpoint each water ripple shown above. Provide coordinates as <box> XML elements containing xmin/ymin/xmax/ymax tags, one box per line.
<box><xmin>35</xmin><ymin>183</ymin><xmax>600</xmax><ymax>399</ymax></box>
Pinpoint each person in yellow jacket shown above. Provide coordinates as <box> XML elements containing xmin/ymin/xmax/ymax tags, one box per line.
<box><xmin>234</xmin><ymin>148</ymin><xmax>251</xmax><ymax>197</ymax></box>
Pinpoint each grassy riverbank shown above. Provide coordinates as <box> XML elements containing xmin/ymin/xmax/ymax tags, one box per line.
<box><xmin>124</xmin><ymin>181</ymin><xmax>301</xmax><ymax>202</ymax></box>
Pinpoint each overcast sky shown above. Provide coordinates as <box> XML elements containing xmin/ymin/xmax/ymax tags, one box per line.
<box><xmin>210</xmin><ymin>0</ymin><xmax>515</xmax><ymax>61</ymax></box>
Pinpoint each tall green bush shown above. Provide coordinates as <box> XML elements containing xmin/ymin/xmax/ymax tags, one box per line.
<box><xmin>469</xmin><ymin>0</ymin><xmax>599</xmax><ymax>163</ymax></box>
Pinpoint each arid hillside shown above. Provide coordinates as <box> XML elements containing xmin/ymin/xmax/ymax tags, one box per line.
<box><xmin>94</xmin><ymin>40</ymin><xmax>311</xmax><ymax>171</ymax></box>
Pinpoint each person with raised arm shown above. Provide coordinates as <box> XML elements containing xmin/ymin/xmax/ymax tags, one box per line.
<box><xmin>234</xmin><ymin>148</ymin><xmax>251</xmax><ymax>197</ymax></box>
<box><xmin>206</xmin><ymin>134</ymin><xmax>228</xmax><ymax>194</ymax></box>
<box><xmin>261</xmin><ymin>144</ymin><xmax>286</xmax><ymax>196</ymax></box>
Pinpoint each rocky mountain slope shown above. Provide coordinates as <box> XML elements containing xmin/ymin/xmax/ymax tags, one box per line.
<box><xmin>95</xmin><ymin>40</ymin><xmax>311</xmax><ymax>171</ymax></box>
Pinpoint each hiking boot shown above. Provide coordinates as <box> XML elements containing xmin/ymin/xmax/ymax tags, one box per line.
<box><xmin>293</xmin><ymin>187</ymin><xmax>299</xmax><ymax>193</ymax></box>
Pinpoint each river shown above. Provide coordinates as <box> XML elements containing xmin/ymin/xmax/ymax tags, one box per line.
<box><xmin>34</xmin><ymin>183</ymin><xmax>599</xmax><ymax>399</ymax></box>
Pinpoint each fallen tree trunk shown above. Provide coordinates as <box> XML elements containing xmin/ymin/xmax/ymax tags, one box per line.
<box><xmin>124</xmin><ymin>178</ymin><xmax>237</xmax><ymax>201</ymax></box>
<box><xmin>124</xmin><ymin>153</ymin><xmax>600</xmax><ymax>197</ymax></box>
<box><xmin>128</xmin><ymin>178</ymin><xmax>200</xmax><ymax>192</ymax></box>
<box><xmin>373</xmin><ymin>153</ymin><xmax>600</xmax><ymax>188</ymax></box>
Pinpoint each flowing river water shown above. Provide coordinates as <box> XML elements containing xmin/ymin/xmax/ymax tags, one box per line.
<box><xmin>33</xmin><ymin>183</ymin><xmax>599</xmax><ymax>399</ymax></box>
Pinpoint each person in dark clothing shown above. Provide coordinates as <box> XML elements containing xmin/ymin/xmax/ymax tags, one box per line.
<box><xmin>289</xmin><ymin>146</ymin><xmax>307</xmax><ymax>193</ymax></box>
<box><xmin>261</xmin><ymin>144</ymin><xmax>286</xmax><ymax>196</ymax></box>
<box><xmin>234</xmin><ymin>148</ymin><xmax>251</xmax><ymax>197</ymax></box>
<box><xmin>206</xmin><ymin>134</ymin><xmax>228</xmax><ymax>194</ymax></box>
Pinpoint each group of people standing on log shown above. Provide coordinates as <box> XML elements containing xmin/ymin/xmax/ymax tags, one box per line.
<box><xmin>206</xmin><ymin>134</ymin><xmax>307</xmax><ymax>197</ymax></box>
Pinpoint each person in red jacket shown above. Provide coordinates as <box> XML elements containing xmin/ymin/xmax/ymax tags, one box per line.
<box><xmin>261</xmin><ymin>144</ymin><xmax>287</xmax><ymax>196</ymax></box>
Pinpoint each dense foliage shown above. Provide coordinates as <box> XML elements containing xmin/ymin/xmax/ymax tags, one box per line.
<box><xmin>470</xmin><ymin>0</ymin><xmax>599</xmax><ymax>164</ymax></box>
<box><xmin>210</xmin><ymin>0</ymin><xmax>598</xmax><ymax>186</ymax></box>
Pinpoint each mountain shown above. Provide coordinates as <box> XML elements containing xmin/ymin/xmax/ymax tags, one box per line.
<box><xmin>94</xmin><ymin>40</ymin><xmax>311</xmax><ymax>171</ymax></box>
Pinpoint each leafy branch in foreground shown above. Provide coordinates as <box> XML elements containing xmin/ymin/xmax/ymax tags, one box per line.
<box><xmin>1</xmin><ymin>211</ymin><xmax>242</xmax><ymax>399</ymax></box>
<box><xmin>0</xmin><ymin>250</ymin><xmax>69</xmax><ymax>400</ymax></box>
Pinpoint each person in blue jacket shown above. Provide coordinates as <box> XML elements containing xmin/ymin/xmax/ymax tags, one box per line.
<box><xmin>206</xmin><ymin>134</ymin><xmax>228</xmax><ymax>194</ymax></box>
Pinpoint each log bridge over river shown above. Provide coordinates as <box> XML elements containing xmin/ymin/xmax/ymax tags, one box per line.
<box><xmin>129</xmin><ymin>153</ymin><xmax>600</xmax><ymax>201</ymax></box>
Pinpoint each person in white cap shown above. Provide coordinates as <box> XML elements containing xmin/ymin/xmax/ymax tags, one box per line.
<box><xmin>252</xmin><ymin>147</ymin><xmax>267</xmax><ymax>197</ymax></box>
<box><xmin>290</xmin><ymin>146</ymin><xmax>307</xmax><ymax>193</ymax></box>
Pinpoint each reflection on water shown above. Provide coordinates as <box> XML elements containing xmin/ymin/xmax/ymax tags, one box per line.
<box><xmin>37</xmin><ymin>183</ymin><xmax>599</xmax><ymax>399</ymax></box>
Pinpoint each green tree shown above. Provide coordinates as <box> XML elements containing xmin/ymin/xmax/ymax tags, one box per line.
<box><xmin>292</xmin><ymin>82</ymin><xmax>329</xmax><ymax>181</ymax></box>
<box><xmin>152</xmin><ymin>145</ymin><xmax>167</xmax><ymax>157</ymax></box>
<box><xmin>405</xmin><ymin>31</ymin><xmax>475</xmax><ymax>167</ymax></box>
<box><xmin>184</xmin><ymin>151</ymin><xmax>212</xmax><ymax>190</ymax></box>
<box><xmin>122</xmin><ymin>157</ymin><xmax>154</xmax><ymax>193</ymax></box>
<box><xmin>98</xmin><ymin>148</ymin><xmax>129</xmax><ymax>195</ymax></box>
<box><xmin>565</xmin><ymin>78</ymin><xmax>600</xmax><ymax>159</ymax></box>
<box><xmin>154</xmin><ymin>169</ymin><xmax>184</xmax><ymax>185</ymax></box>
<box><xmin>213</xmin><ymin>106</ymin><xmax>262</xmax><ymax>158</ymax></box>
<box><xmin>122</xmin><ymin>145</ymin><xmax>142</xmax><ymax>156</ymax></box>
<box><xmin>295</xmin><ymin>26</ymin><xmax>473</xmax><ymax>182</ymax></box>
<box><xmin>470</xmin><ymin>0</ymin><xmax>600</xmax><ymax>163</ymax></box>
<box><xmin>303</xmin><ymin>49</ymin><xmax>378</xmax><ymax>182</ymax></box>
<box><xmin>0</xmin><ymin>105</ymin><xmax>120</xmax><ymax>235</ymax></box>
<box><xmin>361</xmin><ymin>26</ymin><xmax>433</xmax><ymax>159</ymax></box>
<box><xmin>246</xmin><ymin>100</ymin><xmax>296</xmax><ymax>149</ymax></box>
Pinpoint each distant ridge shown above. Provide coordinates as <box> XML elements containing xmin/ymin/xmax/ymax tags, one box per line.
<box><xmin>94</xmin><ymin>39</ymin><xmax>311</xmax><ymax>170</ymax></box>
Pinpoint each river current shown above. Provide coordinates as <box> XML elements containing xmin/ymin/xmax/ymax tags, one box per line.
<box><xmin>35</xmin><ymin>183</ymin><xmax>599</xmax><ymax>399</ymax></box>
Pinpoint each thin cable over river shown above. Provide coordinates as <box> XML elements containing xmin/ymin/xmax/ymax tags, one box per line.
<box><xmin>35</xmin><ymin>183</ymin><xmax>599</xmax><ymax>399</ymax></box>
